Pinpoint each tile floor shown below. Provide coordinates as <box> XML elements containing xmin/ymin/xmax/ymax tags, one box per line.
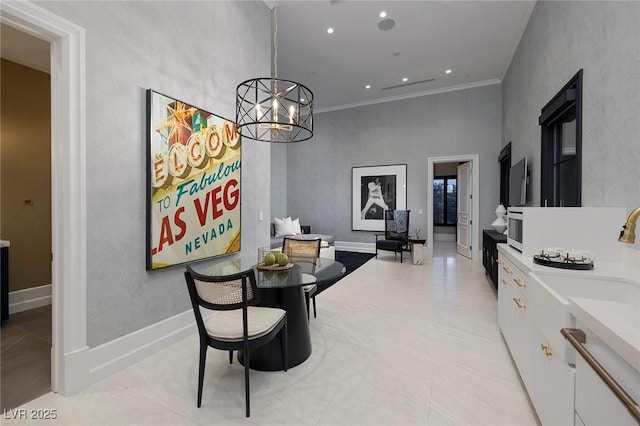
<box><xmin>1</xmin><ymin>242</ymin><xmax>538</xmax><ymax>425</ymax></box>
<box><xmin>1</xmin><ymin>304</ymin><xmax>52</xmax><ymax>412</ymax></box>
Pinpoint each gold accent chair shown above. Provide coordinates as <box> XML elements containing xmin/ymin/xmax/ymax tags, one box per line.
<box><xmin>282</xmin><ymin>237</ymin><xmax>321</xmax><ymax>320</ymax></box>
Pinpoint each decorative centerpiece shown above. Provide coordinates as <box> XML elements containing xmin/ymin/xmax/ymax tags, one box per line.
<box><xmin>533</xmin><ymin>248</ymin><xmax>594</xmax><ymax>270</ymax></box>
<box><xmin>257</xmin><ymin>247</ymin><xmax>293</xmax><ymax>270</ymax></box>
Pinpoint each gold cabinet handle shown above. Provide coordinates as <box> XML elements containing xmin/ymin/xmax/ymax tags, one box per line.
<box><xmin>540</xmin><ymin>344</ymin><xmax>552</xmax><ymax>357</ymax></box>
<box><xmin>512</xmin><ymin>298</ymin><xmax>526</xmax><ymax>309</ymax></box>
<box><xmin>514</xmin><ymin>278</ymin><xmax>527</xmax><ymax>288</ymax></box>
<box><xmin>503</xmin><ymin>266</ymin><xmax>513</xmax><ymax>274</ymax></box>
<box><xmin>497</xmin><ymin>259</ymin><xmax>504</xmax><ymax>265</ymax></box>
<box><xmin>501</xmin><ymin>279</ymin><xmax>509</xmax><ymax>285</ymax></box>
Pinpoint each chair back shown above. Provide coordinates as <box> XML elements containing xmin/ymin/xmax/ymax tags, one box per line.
<box><xmin>384</xmin><ymin>210</ymin><xmax>410</xmax><ymax>242</ymax></box>
<box><xmin>282</xmin><ymin>237</ymin><xmax>321</xmax><ymax>260</ymax></box>
<box><xmin>184</xmin><ymin>266</ymin><xmax>259</xmax><ymax>340</ymax></box>
<box><xmin>185</xmin><ymin>265</ymin><xmax>258</xmax><ymax>310</ymax></box>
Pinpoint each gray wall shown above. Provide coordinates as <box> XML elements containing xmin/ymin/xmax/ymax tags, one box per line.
<box><xmin>503</xmin><ymin>1</ymin><xmax>640</xmax><ymax>213</ymax></box>
<box><xmin>271</xmin><ymin>143</ymin><xmax>288</xmax><ymax>220</ymax></box>
<box><xmin>37</xmin><ymin>1</ymin><xmax>271</xmax><ymax>347</ymax></box>
<box><xmin>283</xmin><ymin>84</ymin><xmax>502</xmax><ymax>244</ymax></box>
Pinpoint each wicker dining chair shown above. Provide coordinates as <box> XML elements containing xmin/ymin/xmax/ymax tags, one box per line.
<box><xmin>184</xmin><ymin>265</ymin><xmax>288</xmax><ymax>417</ymax></box>
<box><xmin>282</xmin><ymin>237</ymin><xmax>321</xmax><ymax>320</ymax></box>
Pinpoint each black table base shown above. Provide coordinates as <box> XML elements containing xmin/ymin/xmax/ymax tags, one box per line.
<box><xmin>238</xmin><ymin>286</ymin><xmax>311</xmax><ymax>371</ymax></box>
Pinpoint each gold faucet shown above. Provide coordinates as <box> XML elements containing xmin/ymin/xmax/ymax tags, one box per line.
<box><xmin>618</xmin><ymin>206</ymin><xmax>640</xmax><ymax>244</ymax></box>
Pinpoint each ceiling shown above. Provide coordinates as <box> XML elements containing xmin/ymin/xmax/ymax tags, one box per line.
<box><xmin>275</xmin><ymin>1</ymin><xmax>536</xmax><ymax>112</ymax></box>
<box><xmin>1</xmin><ymin>23</ymin><xmax>50</xmax><ymax>73</ymax></box>
<box><xmin>1</xmin><ymin>1</ymin><xmax>536</xmax><ymax>112</ymax></box>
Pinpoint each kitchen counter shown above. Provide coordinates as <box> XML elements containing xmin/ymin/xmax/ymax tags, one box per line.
<box><xmin>569</xmin><ymin>297</ymin><xmax>640</xmax><ymax>372</ymax></box>
<box><xmin>498</xmin><ymin>243</ymin><xmax>640</xmax><ymax>373</ymax></box>
<box><xmin>499</xmin><ymin>243</ymin><xmax>640</xmax><ymax>283</ymax></box>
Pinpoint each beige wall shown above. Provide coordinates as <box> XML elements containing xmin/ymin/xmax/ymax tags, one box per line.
<box><xmin>1</xmin><ymin>59</ymin><xmax>51</xmax><ymax>292</ymax></box>
<box><xmin>434</xmin><ymin>162</ymin><xmax>459</xmax><ymax>176</ymax></box>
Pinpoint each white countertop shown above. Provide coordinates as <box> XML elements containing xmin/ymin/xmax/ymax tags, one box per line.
<box><xmin>569</xmin><ymin>297</ymin><xmax>640</xmax><ymax>372</ymax></box>
<box><xmin>498</xmin><ymin>243</ymin><xmax>640</xmax><ymax>283</ymax></box>
<box><xmin>0</xmin><ymin>240</ymin><xmax>9</xmax><ymax>248</ymax></box>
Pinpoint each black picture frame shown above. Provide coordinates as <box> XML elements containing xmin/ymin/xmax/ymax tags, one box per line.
<box><xmin>352</xmin><ymin>164</ymin><xmax>407</xmax><ymax>231</ymax></box>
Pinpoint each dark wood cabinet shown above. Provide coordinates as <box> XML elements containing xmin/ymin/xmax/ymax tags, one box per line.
<box><xmin>483</xmin><ymin>229</ymin><xmax>506</xmax><ymax>290</ymax></box>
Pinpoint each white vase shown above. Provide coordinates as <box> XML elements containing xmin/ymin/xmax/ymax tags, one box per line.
<box><xmin>492</xmin><ymin>204</ymin><xmax>507</xmax><ymax>233</ymax></box>
<box><xmin>491</xmin><ymin>217</ymin><xmax>507</xmax><ymax>233</ymax></box>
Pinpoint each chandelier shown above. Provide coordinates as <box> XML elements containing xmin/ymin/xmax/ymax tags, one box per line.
<box><xmin>235</xmin><ymin>3</ymin><xmax>314</xmax><ymax>143</ymax></box>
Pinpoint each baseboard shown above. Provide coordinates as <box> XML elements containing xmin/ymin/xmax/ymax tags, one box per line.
<box><xmin>9</xmin><ymin>284</ymin><xmax>52</xmax><ymax>314</ymax></box>
<box><xmin>88</xmin><ymin>309</ymin><xmax>211</xmax><ymax>385</ymax></box>
<box><xmin>434</xmin><ymin>233</ymin><xmax>456</xmax><ymax>242</ymax></box>
<box><xmin>335</xmin><ymin>241</ymin><xmax>376</xmax><ymax>254</ymax></box>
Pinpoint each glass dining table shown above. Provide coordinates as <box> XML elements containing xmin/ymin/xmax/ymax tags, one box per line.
<box><xmin>188</xmin><ymin>255</ymin><xmax>346</xmax><ymax>371</ymax></box>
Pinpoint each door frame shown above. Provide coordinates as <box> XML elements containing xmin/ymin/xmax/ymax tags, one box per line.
<box><xmin>1</xmin><ymin>1</ymin><xmax>89</xmax><ymax>395</ymax></box>
<box><xmin>427</xmin><ymin>154</ymin><xmax>479</xmax><ymax>259</ymax></box>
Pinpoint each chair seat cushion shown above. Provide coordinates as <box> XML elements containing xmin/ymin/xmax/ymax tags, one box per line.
<box><xmin>376</xmin><ymin>240</ymin><xmax>404</xmax><ymax>251</ymax></box>
<box><xmin>205</xmin><ymin>306</ymin><xmax>286</xmax><ymax>342</ymax></box>
<box><xmin>302</xmin><ymin>284</ymin><xmax>317</xmax><ymax>296</ymax></box>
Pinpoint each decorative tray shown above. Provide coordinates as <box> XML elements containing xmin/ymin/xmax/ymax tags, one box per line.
<box><xmin>257</xmin><ymin>262</ymin><xmax>294</xmax><ymax>271</ymax></box>
<box><xmin>533</xmin><ymin>254</ymin><xmax>594</xmax><ymax>270</ymax></box>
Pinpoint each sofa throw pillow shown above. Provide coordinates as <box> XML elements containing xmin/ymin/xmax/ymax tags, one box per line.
<box><xmin>291</xmin><ymin>217</ymin><xmax>302</xmax><ymax>235</ymax></box>
<box><xmin>274</xmin><ymin>217</ymin><xmax>302</xmax><ymax>237</ymax></box>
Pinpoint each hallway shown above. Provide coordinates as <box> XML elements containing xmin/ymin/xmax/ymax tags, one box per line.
<box><xmin>1</xmin><ymin>304</ymin><xmax>51</xmax><ymax>411</ymax></box>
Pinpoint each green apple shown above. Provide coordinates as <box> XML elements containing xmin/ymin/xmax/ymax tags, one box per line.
<box><xmin>276</xmin><ymin>252</ymin><xmax>289</xmax><ymax>266</ymax></box>
<box><xmin>263</xmin><ymin>252</ymin><xmax>276</xmax><ymax>266</ymax></box>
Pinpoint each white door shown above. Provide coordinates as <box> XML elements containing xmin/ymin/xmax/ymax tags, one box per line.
<box><xmin>457</xmin><ymin>162</ymin><xmax>472</xmax><ymax>258</ymax></box>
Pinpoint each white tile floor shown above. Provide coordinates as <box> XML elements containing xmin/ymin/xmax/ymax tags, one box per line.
<box><xmin>3</xmin><ymin>242</ymin><xmax>538</xmax><ymax>425</ymax></box>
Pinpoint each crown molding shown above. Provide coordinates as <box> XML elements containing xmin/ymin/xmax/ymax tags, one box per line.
<box><xmin>316</xmin><ymin>79</ymin><xmax>502</xmax><ymax>114</ymax></box>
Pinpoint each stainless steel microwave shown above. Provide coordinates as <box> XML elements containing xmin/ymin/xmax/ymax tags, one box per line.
<box><xmin>507</xmin><ymin>208</ymin><xmax>523</xmax><ymax>251</ymax></box>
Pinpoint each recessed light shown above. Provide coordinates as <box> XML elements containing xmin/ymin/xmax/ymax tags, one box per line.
<box><xmin>365</xmin><ymin>84</ymin><xmax>371</xmax><ymax>89</ymax></box>
<box><xmin>402</xmin><ymin>77</ymin><xmax>408</xmax><ymax>82</ymax></box>
<box><xmin>446</xmin><ymin>69</ymin><xmax>452</xmax><ymax>74</ymax></box>
<box><xmin>379</xmin><ymin>11</ymin><xmax>387</xmax><ymax>18</ymax></box>
<box><xmin>300</xmin><ymin>98</ymin><xmax>305</xmax><ymax>102</ymax></box>
<box><xmin>327</xmin><ymin>27</ymin><xmax>334</xmax><ymax>34</ymax></box>
<box><xmin>378</xmin><ymin>18</ymin><xmax>395</xmax><ymax>31</ymax></box>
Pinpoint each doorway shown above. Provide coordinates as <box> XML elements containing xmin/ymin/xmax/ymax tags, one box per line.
<box><xmin>427</xmin><ymin>154</ymin><xmax>479</xmax><ymax>259</ymax></box>
<box><xmin>1</xmin><ymin>1</ymin><xmax>89</xmax><ymax>396</ymax></box>
<box><xmin>1</xmin><ymin>27</ymin><xmax>52</xmax><ymax>410</ymax></box>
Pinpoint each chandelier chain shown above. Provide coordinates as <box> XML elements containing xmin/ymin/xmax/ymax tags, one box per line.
<box><xmin>273</xmin><ymin>2</ymin><xmax>278</xmax><ymax>80</ymax></box>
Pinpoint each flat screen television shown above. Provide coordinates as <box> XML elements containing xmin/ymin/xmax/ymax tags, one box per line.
<box><xmin>509</xmin><ymin>157</ymin><xmax>528</xmax><ymax>206</ymax></box>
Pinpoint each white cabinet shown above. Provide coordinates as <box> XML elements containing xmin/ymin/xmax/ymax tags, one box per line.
<box><xmin>498</xmin><ymin>247</ymin><xmax>574</xmax><ymax>426</ymax></box>
<box><xmin>573</xmin><ymin>322</ymin><xmax>640</xmax><ymax>426</ymax></box>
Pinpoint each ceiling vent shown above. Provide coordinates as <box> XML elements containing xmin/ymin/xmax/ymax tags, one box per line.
<box><xmin>381</xmin><ymin>78</ymin><xmax>436</xmax><ymax>91</ymax></box>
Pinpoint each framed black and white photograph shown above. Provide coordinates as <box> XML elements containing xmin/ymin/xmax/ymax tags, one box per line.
<box><xmin>352</xmin><ymin>164</ymin><xmax>407</xmax><ymax>231</ymax></box>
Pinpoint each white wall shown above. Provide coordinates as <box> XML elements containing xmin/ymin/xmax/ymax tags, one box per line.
<box><xmin>36</xmin><ymin>1</ymin><xmax>272</xmax><ymax>347</ymax></box>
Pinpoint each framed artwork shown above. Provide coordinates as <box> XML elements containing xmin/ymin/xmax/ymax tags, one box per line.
<box><xmin>352</xmin><ymin>164</ymin><xmax>407</xmax><ymax>231</ymax></box>
<box><xmin>146</xmin><ymin>90</ymin><xmax>241</xmax><ymax>270</ymax></box>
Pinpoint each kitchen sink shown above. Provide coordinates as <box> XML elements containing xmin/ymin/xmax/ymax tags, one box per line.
<box><xmin>527</xmin><ymin>273</ymin><xmax>640</xmax><ymax>362</ymax></box>
<box><xmin>530</xmin><ymin>274</ymin><xmax>640</xmax><ymax>304</ymax></box>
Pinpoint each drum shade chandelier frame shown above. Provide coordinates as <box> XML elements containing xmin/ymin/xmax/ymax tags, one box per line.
<box><xmin>235</xmin><ymin>3</ymin><xmax>314</xmax><ymax>143</ymax></box>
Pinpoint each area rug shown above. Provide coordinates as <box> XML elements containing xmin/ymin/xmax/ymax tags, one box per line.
<box><xmin>316</xmin><ymin>251</ymin><xmax>375</xmax><ymax>294</ymax></box>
